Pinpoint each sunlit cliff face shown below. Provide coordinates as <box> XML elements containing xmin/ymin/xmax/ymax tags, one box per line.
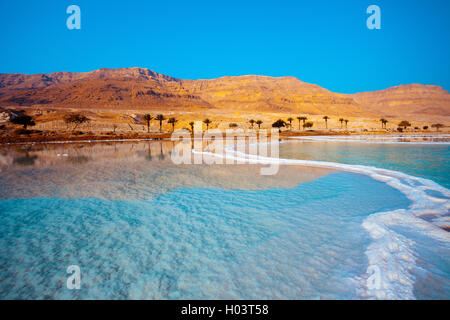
<box><xmin>0</xmin><ymin>68</ymin><xmax>449</xmax><ymax>123</ymax></box>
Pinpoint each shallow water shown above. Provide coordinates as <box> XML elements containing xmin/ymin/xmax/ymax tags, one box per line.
<box><xmin>281</xmin><ymin>138</ymin><xmax>450</xmax><ymax>188</ymax></box>
<box><xmin>0</xmin><ymin>139</ymin><xmax>449</xmax><ymax>299</ymax></box>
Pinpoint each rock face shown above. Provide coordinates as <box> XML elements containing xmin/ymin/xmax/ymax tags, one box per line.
<box><xmin>181</xmin><ymin>75</ymin><xmax>366</xmax><ymax>116</ymax></box>
<box><xmin>0</xmin><ymin>68</ymin><xmax>449</xmax><ymax>121</ymax></box>
<box><xmin>354</xmin><ymin>84</ymin><xmax>450</xmax><ymax>121</ymax></box>
<box><xmin>0</xmin><ymin>68</ymin><xmax>212</xmax><ymax>111</ymax></box>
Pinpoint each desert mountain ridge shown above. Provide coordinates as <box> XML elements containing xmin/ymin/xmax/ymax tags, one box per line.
<box><xmin>0</xmin><ymin>67</ymin><xmax>449</xmax><ymax>122</ymax></box>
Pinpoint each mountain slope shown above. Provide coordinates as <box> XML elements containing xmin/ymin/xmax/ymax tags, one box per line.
<box><xmin>0</xmin><ymin>68</ymin><xmax>214</xmax><ymax>110</ymax></box>
<box><xmin>354</xmin><ymin>84</ymin><xmax>450</xmax><ymax>120</ymax></box>
<box><xmin>0</xmin><ymin>68</ymin><xmax>448</xmax><ymax>121</ymax></box>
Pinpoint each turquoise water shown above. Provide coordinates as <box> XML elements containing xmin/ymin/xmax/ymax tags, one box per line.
<box><xmin>0</xmin><ymin>172</ymin><xmax>409</xmax><ymax>299</ymax></box>
<box><xmin>280</xmin><ymin>139</ymin><xmax>450</xmax><ymax>188</ymax></box>
<box><xmin>0</xmin><ymin>140</ymin><xmax>449</xmax><ymax>299</ymax></box>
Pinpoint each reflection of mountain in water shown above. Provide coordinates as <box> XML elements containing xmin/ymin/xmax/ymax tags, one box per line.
<box><xmin>0</xmin><ymin>141</ymin><xmax>333</xmax><ymax>200</ymax></box>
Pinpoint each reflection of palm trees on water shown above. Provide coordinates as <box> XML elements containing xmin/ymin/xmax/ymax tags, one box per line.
<box><xmin>159</xmin><ymin>143</ymin><xmax>165</xmax><ymax>161</ymax></box>
<box><xmin>139</xmin><ymin>141</ymin><xmax>171</xmax><ymax>162</ymax></box>
<box><xmin>146</xmin><ymin>143</ymin><xmax>152</xmax><ymax>161</ymax></box>
<box><xmin>13</xmin><ymin>152</ymin><xmax>38</xmax><ymax>166</ymax></box>
<box><xmin>67</xmin><ymin>155</ymin><xmax>90</xmax><ymax>165</ymax></box>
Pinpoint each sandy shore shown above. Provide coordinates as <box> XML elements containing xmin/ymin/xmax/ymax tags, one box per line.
<box><xmin>0</xmin><ymin>131</ymin><xmax>173</xmax><ymax>144</ymax></box>
<box><xmin>2</xmin><ymin>129</ymin><xmax>448</xmax><ymax>145</ymax></box>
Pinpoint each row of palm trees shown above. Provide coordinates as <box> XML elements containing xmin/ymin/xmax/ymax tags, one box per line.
<box><xmin>322</xmin><ymin>116</ymin><xmax>350</xmax><ymax>129</ymax></box>
<box><xmin>143</xmin><ymin>114</ymin><xmax>213</xmax><ymax>133</ymax></box>
<box><xmin>144</xmin><ymin>113</ymin><xmax>344</xmax><ymax>133</ymax></box>
<box><xmin>188</xmin><ymin>119</ymin><xmax>212</xmax><ymax>132</ymax></box>
<box><xmin>380</xmin><ymin>118</ymin><xmax>389</xmax><ymax>129</ymax></box>
<box><xmin>142</xmin><ymin>113</ymin><xmax>445</xmax><ymax>133</ymax></box>
<box><xmin>268</xmin><ymin>116</ymin><xmax>350</xmax><ymax>131</ymax></box>
<box><xmin>248</xmin><ymin>119</ymin><xmax>264</xmax><ymax>130</ymax></box>
<box><xmin>143</xmin><ymin>114</ymin><xmax>165</xmax><ymax>132</ymax></box>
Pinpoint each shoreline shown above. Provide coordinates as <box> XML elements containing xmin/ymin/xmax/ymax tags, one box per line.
<box><xmin>0</xmin><ymin>132</ymin><xmax>172</xmax><ymax>145</ymax></box>
<box><xmin>1</xmin><ymin>129</ymin><xmax>447</xmax><ymax>145</ymax></box>
<box><xmin>204</xmin><ymin>140</ymin><xmax>449</xmax><ymax>299</ymax></box>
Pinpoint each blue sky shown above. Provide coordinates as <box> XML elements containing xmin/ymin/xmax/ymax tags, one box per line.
<box><xmin>0</xmin><ymin>0</ymin><xmax>449</xmax><ymax>93</ymax></box>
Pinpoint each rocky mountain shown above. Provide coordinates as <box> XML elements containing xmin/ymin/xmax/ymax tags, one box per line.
<box><xmin>354</xmin><ymin>84</ymin><xmax>450</xmax><ymax>121</ymax></box>
<box><xmin>0</xmin><ymin>68</ymin><xmax>212</xmax><ymax>111</ymax></box>
<box><xmin>0</xmin><ymin>68</ymin><xmax>448</xmax><ymax>121</ymax></box>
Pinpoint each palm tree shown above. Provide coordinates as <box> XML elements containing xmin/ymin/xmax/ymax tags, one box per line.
<box><xmin>380</xmin><ymin>118</ymin><xmax>388</xmax><ymax>129</ymax></box>
<box><xmin>203</xmin><ymin>118</ymin><xmax>211</xmax><ymax>130</ymax></box>
<box><xmin>323</xmin><ymin>116</ymin><xmax>330</xmax><ymax>129</ymax></box>
<box><xmin>297</xmin><ymin>116</ymin><xmax>307</xmax><ymax>130</ymax></box>
<box><xmin>249</xmin><ymin>119</ymin><xmax>255</xmax><ymax>129</ymax></box>
<box><xmin>287</xmin><ymin>117</ymin><xmax>293</xmax><ymax>130</ymax></box>
<box><xmin>155</xmin><ymin>114</ymin><xmax>165</xmax><ymax>132</ymax></box>
<box><xmin>189</xmin><ymin>121</ymin><xmax>195</xmax><ymax>133</ymax></box>
<box><xmin>167</xmin><ymin>117</ymin><xmax>177</xmax><ymax>131</ymax></box>
<box><xmin>143</xmin><ymin>114</ymin><xmax>153</xmax><ymax>133</ymax></box>
<box><xmin>339</xmin><ymin>118</ymin><xmax>344</xmax><ymax>129</ymax></box>
<box><xmin>301</xmin><ymin>117</ymin><xmax>307</xmax><ymax>130</ymax></box>
<box><xmin>344</xmin><ymin>119</ymin><xmax>349</xmax><ymax>129</ymax></box>
<box><xmin>297</xmin><ymin>116</ymin><xmax>302</xmax><ymax>130</ymax></box>
<box><xmin>256</xmin><ymin>120</ymin><xmax>263</xmax><ymax>130</ymax></box>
